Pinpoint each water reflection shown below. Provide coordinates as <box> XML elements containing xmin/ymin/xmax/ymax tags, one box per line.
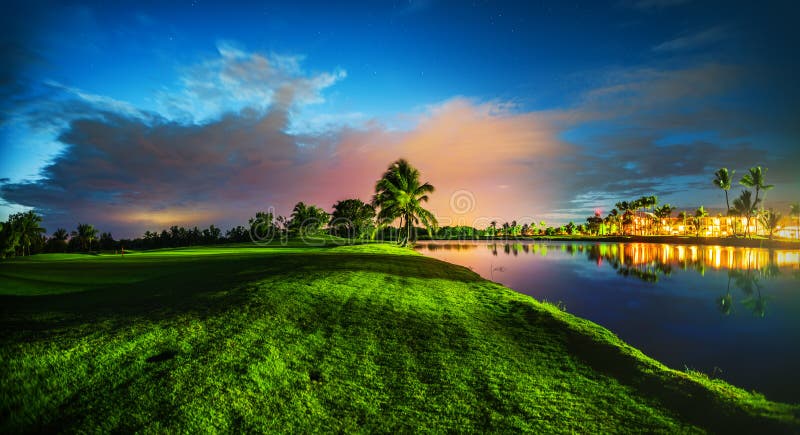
<box><xmin>415</xmin><ymin>241</ymin><xmax>799</xmax><ymax>319</ymax></box>
<box><xmin>417</xmin><ymin>241</ymin><xmax>799</xmax><ymax>269</ymax></box>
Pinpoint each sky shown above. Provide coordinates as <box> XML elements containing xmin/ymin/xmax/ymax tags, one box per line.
<box><xmin>1</xmin><ymin>0</ymin><xmax>799</xmax><ymax>237</ymax></box>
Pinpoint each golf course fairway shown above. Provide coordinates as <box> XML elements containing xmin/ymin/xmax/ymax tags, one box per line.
<box><xmin>1</xmin><ymin>242</ymin><xmax>798</xmax><ymax>432</ymax></box>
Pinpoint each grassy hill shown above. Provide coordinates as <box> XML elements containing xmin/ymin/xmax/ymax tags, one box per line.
<box><xmin>1</xmin><ymin>242</ymin><xmax>798</xmax><ymax>432</ymax></box>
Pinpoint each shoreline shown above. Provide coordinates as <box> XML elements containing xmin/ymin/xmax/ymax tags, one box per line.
<box><xmin>419</xmin><ymin>235</ymin><xmax>800</xmax><ymax>249</ymax></box>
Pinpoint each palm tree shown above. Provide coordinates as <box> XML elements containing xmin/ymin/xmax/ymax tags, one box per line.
<box><xmin>52</xmin><ymin>228</ymin><xmax>69</xmax><ymax>241</ymax></box>
<box><xmin>13</xmin><ymin>211</ymin><xmax>46</xmax><ymax>256</ymax></box>
<box><xmin>694</xmin><ymin>206</ymin><xmax>708</xmax><ymax>237</ymax></box>
<box><xmin>608</xmin><ymin>208</ymin><xmax>619</xmax><ymax>235</ymax></box>
<box><xmin>740</xmin><ymin>166</ymin><xmax>774</xmax><ymax>207</ymax></box>
<box><xmin>713</xmin><ymin>168</ymin><xmax>735</xmax><ymax>215</ymax></box>
<box><xmin>677</xmin><ymin>211</ymin><xmax>687</xmax><ymax>236</ymax></box>
<box><xmin>615</xmin><ymin>201</ymin><xmax>631</xmax><ymax>234</ymax></box>
<box><xmin>654</xmin><ymin>204</ymin><xmax>673</xmax><ymax>234</ymax></box>
<box><xmin>288</xmin><ymin>202</ymin><xmax>329</xmax><ymax>236</ymax></box>
<box><xmin>490</xmin><ymin>220</ymin><xmax>498</xmax><ymax>237</ymax></box>
<box><xmin>790</xmin><ymin>203</ymin><xmax>800</xmax><ymax>239</ymax></box>
<box><xmin>372</xmin><ymin>159</ymin><xmax>437</xmax><ymax>246</ymax></box>
<box><xmin>739</xmin><ymin>166</ymin><xmax>774</xmax><ymax>236</ymax></box>
<box><xmin>759</xmin><ymin>209</ymin><xmax>781</xmax><ymax>240</ymax></box>
<box><xmin>48</xmin><ymin>228</ymin><xmax>69</xmax><ymax>253</ymax></box>
<box><xmin>731</xmin><ymin>190</ymin><xmax>759</xmax><ymax>238</ymax></box>
<box><xmin>72</xmin><ymin>223</ymin><xmax>99</xmax><ymax>252</ymax></box>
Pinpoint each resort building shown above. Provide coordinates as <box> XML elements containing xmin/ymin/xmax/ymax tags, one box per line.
<box><xmin>617</xmin><ymin>211</ymin><xmax>798</xmax><ymax>239</ymax></box>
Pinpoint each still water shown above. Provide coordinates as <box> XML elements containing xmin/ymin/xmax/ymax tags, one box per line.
<box><xmin>415</xmin><ymin>241</ymin><xmax>800</xmax><ymax>403</ymax></box>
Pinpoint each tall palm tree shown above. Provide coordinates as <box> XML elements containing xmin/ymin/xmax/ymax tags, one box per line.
<box><xmin>72</xmin><ymin>223</ymin><xmax>99</xmax><ymax>252</ymax></box>
<box><xmin>790</xmin><ymin>202</ymin><xmax>800</xmax><ymax>239</ymax></box>
<box><xmin>739</xmin><ymin>166</ymin><xmax>774</xmax><ymax>206</ymax></box>
<box><xmin>731</xmin><ymin>190</ymin><xmax>758</xmax><ymax>238</ymax></box>
<box><xmin>739</xmin><ymin>166</ymin><xmax>774</xmax><ymax>236</ymax></box>
<box><xmin>372</xmin><ymin>159</ymin><xmax>437</xmax><ymax>246</ymax></box>
<box><xmin>713</xmin><ymin>168</ymin><xmax>735</xmax><ymax>215</ymax></box>
<box><xmin>490</xmin><ymin>220</ymin><xmax>498</xmax><ymax>237</ymax></box>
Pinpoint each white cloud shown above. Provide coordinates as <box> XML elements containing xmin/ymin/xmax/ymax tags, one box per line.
<box><xmin>653</xmin><ymin>26</ymin><xmax>728</xmax><ymax>52</ymax></box>
<box><xmin>155</xmin><ymin>41</ymin><xmax>347</xmax><ymax>123</ymax></box>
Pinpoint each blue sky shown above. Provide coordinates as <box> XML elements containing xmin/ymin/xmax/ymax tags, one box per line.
<box><xmin>1</xmin><ymin>0</ymin><xmax>798</xmax><ymax>236</ymax></box>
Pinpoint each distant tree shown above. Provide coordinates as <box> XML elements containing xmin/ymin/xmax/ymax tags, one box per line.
<box><xmin>731</xmin><ymin>190</ymin><xmax>759</xmax><ymax>238</ymax></box>
<box><xmin>329</xmin><ymin>199</ymin><xmax>376</xmax><ymax>239</ymax></box>
<box><xmin>99</xmin><ymin>232</ymin><xmax>116</xmax><ymax>250</ymax></box>
<box><xmin>713</xmin><ymin>168</ymin><xmax>735</xmax><ymax>215</ymax></box>
<box><xmin>47</xmin><ymin>228</ymin><xmax>69</xmax><ymax>253</ymax></box>
<box><xmin>372</xmin><ymin>159</ymin><xmax>437</xmax><ymax>246</ymax></box>
<box><xmin>565</xmin><ymin>221</ymin><xmax>575</xmax><ymax>235</ymax></box>
<box><xmin>288</xmin><ymin>202</ymin><xmax>330</xmax><ymax>237</ymax></box>
<box><xmin>677</xmin><ymin>211</ymin><xmax>687</xmax><ymax>236</ymax></box>
<box><xmin>0</xmin><ymin>220</ymin><xmax>21</xmax><ymax>258</ymax></box>
<box><xmin>488</xmin><ymin>220</ymin><xmax>498</xmax><ymax>237</ymax></box>
<box><xmin>693</xmin><ymin>206</ymin><xmax>708</xmax><ymax>237</ymax></box>
<box><xmin>654</xmin><ymin>204</ymin><xmax>673</xmax><ymax>234</ymax></box>
<box><xmin>225</xmin><ymin>225</ymin><xmax>250</xmax><ymax>243</ymax></box>
<box><xmin>790</xmin><ymin>203</ymin><xmax>800</xmax><ymax>239</ymax></box>
<box><xmin>501</xmin><ymin>222</ymin><xmax>510</xmax><ymax>237</ymax></box>
<box><xmin>72</xmin><ymin>223</ymin><xmax>99</xmax><ymax>252</ymax></box>
<box><xmin>202</xmin><ymin>225</ymin><xmax>222</xmax><ymax>244</ymax></box>
<box><xmin>615</xmin><ymin>201</ymin><xmax>631</xmax><ymax>234</ymax></box>
<box><xmin>759</xmin><ymin>209</ymin><xmax>781</xmax><ymax>240</ymax></box>
<box><xmin>8</xmin><ymin>211</ymin><xmax>46</xmax><ymax>256</ymax></box>
<box><xmin>586</xmin><ymin>212</ymin><xmax>603</xmax><ymax>235</ymax></box>
<box><xmin>249</xmin><ymin>211</ymin><xmax>277</xmax><ymax>242</ymax></box>
<box><xmin>643</xmin><ymin>196</ymin><xmax>658</xmax><ymax>234</ymax></box>
<box><xmin>608</xmin><ymin>208</ymin><xmax>620</xmax><ymax>235</ymax></box>
<box><xmin>739</xmin><ymin>166</ymin><xmax>774</xmax><ymax>235</ymax></box>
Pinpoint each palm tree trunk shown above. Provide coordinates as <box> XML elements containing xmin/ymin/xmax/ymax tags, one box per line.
<box><xmin>724</xmin><ymin>191</ymin><xmax>730</xmax><ymax>216</ymax></box>
<box><xmin>753</xmin><ymin>188</ymin><xmax>760</xmax><ymax>236</ymax></box>
<box><xmin>406</xmin><ymin>213</ymin><xmax>412</xmax><ymax>246</ymax></box>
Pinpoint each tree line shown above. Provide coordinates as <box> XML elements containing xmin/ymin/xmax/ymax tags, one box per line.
<box><xmin>2</xmin><ymin>162</ymin><xmax>797</xmax><ymax>258</ymax></box>
<box><xmin>0</xmin><ymin>159</ymin><xmax>438</xmax><ymax>257</ymax></box>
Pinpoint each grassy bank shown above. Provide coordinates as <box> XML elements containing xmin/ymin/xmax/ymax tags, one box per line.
<box><xmin>1</xmin><ymin>242</ymin><xmax>798</xmax><ymax>432</ymax></box>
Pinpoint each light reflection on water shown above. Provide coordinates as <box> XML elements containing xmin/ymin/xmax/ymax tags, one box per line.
<box><xmin>415</xmin><ymin>240</ymin><xmax>800</xmax><ymax>403</ymax></box>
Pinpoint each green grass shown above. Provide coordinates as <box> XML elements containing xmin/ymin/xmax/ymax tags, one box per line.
<box><xmin>1</xmin><ymin>242</ymin><xmax>798</xmax><ymax>432</ymax></box>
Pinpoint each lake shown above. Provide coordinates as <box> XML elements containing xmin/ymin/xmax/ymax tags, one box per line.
<box><xmin>415</xmin><ymin>240</ymin><xmax>800</xmax><ymax>403</ymax></box>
